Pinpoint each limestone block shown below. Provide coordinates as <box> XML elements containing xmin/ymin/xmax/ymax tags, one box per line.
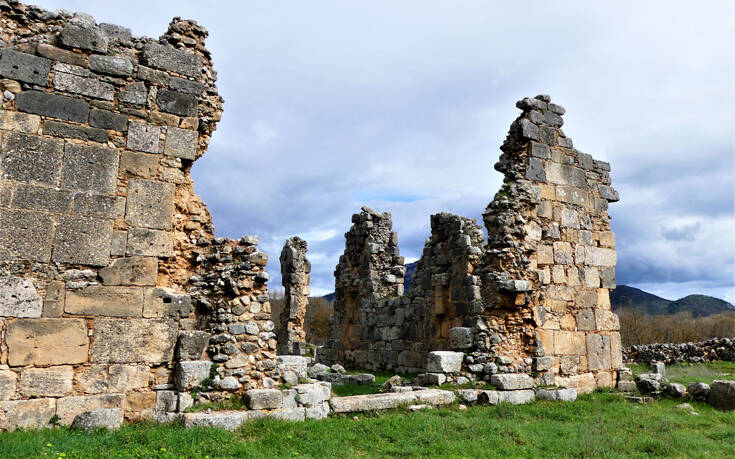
<box><xmin>595</xmin><ymin>310</ymin><xmax>620</xmax><ymax>331</ymax></box>
<box><xmin>89</xmin><ymin>54</ymin><xmax>133</xmax><ymax>77</ymax></box>
<box><xmin>6</xmin><ymin>318</ymin><xmax>88</xmax><ymax>366</ymax></box>
<box><xmin>56</xmin><ymin>394</ymin><xmax>124</xmax><ymax>426</ymax></box>
<box><xmin>426</xmin><ymin>351</ymin><xmax>463</xmax><ymax>373</ymax></box>
<box><xmin>708</xmin><ymin>380</ymin><xmax>735</xmax><ymax>411</ymax></box>
<box><xmin>175</xmin><ymin>330</ymin><xmax>211</xmax><ymax>360</ymax></box>
<box><xmin>89</xmin><ymin>109</ymin><xmax>128</xmax><ymax>132</ymax></box>
<box><xmin>183</xmin><ymin>411</ymin><xmax>249</xmax><ymax>430</ymax></box>
<box><xmin>584</xmin><ymin>247</ymin><xmax>617</xmax><ymax>267</ymax></box>
<box><xmin>0</xmin><ymin>398</ymin><xmax>56</xmax><ymax>431</ymax></box>
<box><xmin>126</xmin><ymin>228</ymin><xmax>173</xmax><ymax>257</ymax></box>
<box><xmin>100</xmin><ymin>23</ymin><xmax>132</xmax><ymax>44</ymax></box>
<box><xmin>552</xmin><ymin>242</ymin><xmax>573</xmax><ymax>265</ymax></box>
<box><xmin>15</xmin><ymin>90</ymin><xmax>90</xmax><ymax>123</ymax></box>
<box><xmin>576</xmin><ymin>310</ymin><xmax>595</xmax><ymax>331</ymax></box>
<box><xmin>60</xmin><ymin>19</ymin><xmax>108</xmax><ymax>53</ymax></box>
<box><xmin>65</xmin><ymin>285</ymin><xmax>144</xmax><ymax>317</ymax></box>
<box><xmin>111</xmin><ymin>231</ymin><xmax>127</xmax><ymax>257</ymax></box>
<box><xmin>556</xmin><ymin>186</ymin><xmax>591</xmax><ymax>208</ymax></box>
<box><xmin>586</xmin><ymin>334</ymin><xmax>611</xmax><ymax>371</ymax></box>
<box><xmin>108</xmin><ymin>365</ymin><xmax>150</xmax><ymax>392</ymax></box>
<box><xmin>127</xmin><ymin>123</ymin><xmax>161</xmax><ymax>154</ymax></box>
<box><xmin>245</xmin><ymin>389</ymin><xmax>283</xmax><ymax>410</ymax></box>
<box><xmin>119</xmin><ymin>81</ymin><xmax>147</xmax><ymax>105</ymax></box>
<box><xmin>554</xmin><ymin>331</ymin><xmax>585</xmax><ymax>355</ymax></box>
<box><xmin>0</xmin><ymin>132</ymin><xmax>64</xmax><ymax>186</ymax></box>
<box><xmin>294</xmin><ymin>383</ymin><xmax>331</xmax><ymax>407</ymax></box>
<box><xmin>268</xmin><ymin>407</ymin><xmax>306</xmax><ymax>422</ymax></box>
<box><xmin>141</xmin><ymin>43</ymin><xmax>202</xmax><ymax>78</ymax></box>
<box><xmin>125</xmin><ymin>179</ymin><xmax>175</xmax><ymax>230</ymax></box>
<box><xmin>52</xmin><ymin>216</ymin><xmax>113</xmax><ymax>266</ymax></box>
<box><xmin>0</xmin><ymin>276</ymin><xmax>42</xmax><ymax>318</ymax></box>
<box><xmin>536</xmin><ymin>388</ymin><xmax>577</xmax><ymax>401</ymax></box>
<box><xmin>449</xmin><ymin>327</ymin><xmax>473</xmax><ymax>350</ymax></box>
<box><xmin>120</xmin><ymin>151</ymin><xmax>158</xmax><ymax>178</ymax></box>
<box><xmin>36</xmin><ymin>43</ymin><xmax>87</xmax><ymax>66</ymax></box>
<box><xmin>329</xmin><ymin>389</ymin><xmax>455</xmax><ymax>413</ymax></box>
<box><xmin>0</xmin><ymin>110</ymin><xmax>41</xmax><ymax>134</ymax></box>
<box><xmin>555</xmin><ymin>373</ymin><xmax>596</xmax><ymax>394</ymax></box>
<box><xmin>175</xmin><ymin>361</ymin><xmax>212</xmax><ymax>391</ymax></box>
<box><xmin>91</xmin><ymin>319</ymin><xmax>177</xmax><ymax>364</ymax></box>
<box><xmin>100</xmin><ymin>257</ymin><xmax>158</xmax><ymax>286</ymax></box>
<box><xmin>53</xmin><ymin>71</ymin><xmax>114</xmax><ymax>101</ymax></box>
<box><xmin>490</xmin><ymin>373</ymin><xmax>535</xmax><ymax>390</ymax></box>
<box><xmin>20</xmin><ymin>366</ymin><xmax>73</xmax><ymax>397</ymax></box>
<box><xmin>0</xmin><ymin>49</ymin><xmax>51</xmax><ymax>85</ymax></box>
<box><xmin>157</xmin><ymin>89</ymin><xmax>197</xmax><ymax>117</ymax></box>
<box><xmin>526</xmin><ymin>157</ymin><xmax>546</xmax><ymax>182</ymax></box>
<box><xmin>544</xmin><ymin>162</ymin><xmax>586</xmax><ymax>187</ymax></box>
<box><xmin>75</xmin><ymin>365</ymin><xmax>109</xmax><ymax>394</ymax></box>
<box><xmin>595</xmin><ymin>371</ymin><xmax>615</xmax><ymax>388</ymax></box>
<box><xmin>610</xmin><ymin>332</ymin><xmax>622</xmax><ymax>368</ymax></box>
<box><xmin>44</xmin><ymin>120</ymin><xmax>109</xmax><ymax>143</ymax></box>
<box><xmin>155</xmin><ymin>390</ymin><xmax>178</xmax><ymax>413</ymax></box>
<box><xmin>537</xmin><ymin>245</ymin><xmax>553</xmax><ymax>265</ymax></box>
<box><xmin>305</xmin><ymin>402</ymin><xmax>330</xmax><ymax>420</ymax></box>
<box><xmin>0</xmin><ymin>370</ymin><xmax>17</xmax><ymax>400</ymax></box>
<box><xmin>164</xmin><ymin>126</ymin><xmax>198</xmax><ymax>160</ymax></box>
<box><xmin>169</xmin><ymin>77</ymin><xmax>205</xmax><ymax>95</ymax></box>
<box><xmin>71</xmin><ymin>408</ymin><xmax>123</xmax><ymax>431</ymax></box>
<box><xmin>61</xmin><ymin>143</ymin><xmax>119</xmax><ymax>194</ymax></box>
<box><xmin>143</xmin><ymin>287</ymin><xmax>192</xmax><ymax>318</ymax></box>
<box><xmin>688</xmin><ymin>382</ymin><xmax>710</xmax><ymax>400</ymax></box>
<box><xmin>560</xmin><ymin>208</ymin><xmax>579</xmax><ymax>229</ymax></box>
<box><xmin>498</xmin><ymin>390</ymin><xmax>536</xmax><ymax>405</ymax></box>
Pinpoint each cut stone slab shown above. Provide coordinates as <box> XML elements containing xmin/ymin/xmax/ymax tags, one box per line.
<box><xmin>426</xmin><ymin>351</ymin><xmax>464</xmax><ymax>374</ymax></box>
<box><xmin>479</xmin><ymin>390</ymin><xmax>536</xmax><ymax>405</ymax></box>
<box><xmin>141</xmin><ymin>43</ymin><xmax>202</xmax><ymax>78</ymax></box>
<box><xmin>6</xmin><ymin>318</ymin><xmax>88</xmax><ymax>366</ymax></box>
<box><xmin>0</xmin><ymin>398</ymin><xmax>57</xmax><ymax>431</ymax></box>
<box><xmin>277</xmin><ymin>355</ymin><xmax>310</xmax><ymax>378</ymax></box>
<box><xmin>99</xmin><ymin>257</ymin><xmax>158</xmax><ymax>286</ymax></box>
<box><xmin>535</xmin><ymin>388</ymin><xmax>577</xmax><ymax>402</ymax></box>
<box><xmin>329</xmin><ymin>389</ymin><xmax>455</xmax><ymax>414</ymax></box>
<box><xmin>125</xmin><ymin>179</ymin><xmax>175</xmax><ymax>230</ymax></box>
<box><xmin>56</xmin><ymin>394</ymin><xmax>124</xmax><ymax>426</ymax></box>
<box><xmin>52</xmin><ymin>215</ymin><xmax>113</xmax><ymax>267</ymax></box>
<box><xmin>1</xmin><ymin>132</ymin><xmax>64</xmax><ymax>186</ymax></box>
<box><xmin>176</xmin><ymin>330</ymin><xmax>211</xmax><ymax>360</ymax></box>
<box><xmin>20</xmin><ymin>366</ymin><xmax>73</xmax><ymax>397</ymax></box>
<box><xmin>490</xmin><ymin>374</ymin><xmax>535</xmax><ymax>391</ymax></box>
<box><xmin>15</xmin><ymin>90</ymin><xmax>90</xmax><ymax>123</ymax></box>
<box><xmin>91</xmin><ymin>318</ymin><xmax>176</xmax><ymax>364</ymax></box>
<box><xmin>65</xmin><ymin>285</ymin><xmax>144</xmax><ymax>317</ymax></box>
<box><xmin>71</xmin><ymin>408</ymin><xmax>123</xmax><ymax>431</ymax></box>
<box><xmin>183</xmin><ymin>410</ymin><xmax>249</xmax><ymax>430</ymax></box>
<box><xmin>449</xmin><ymin>327</ymin><xmax>473</xmax><ymax>350</ymax></box>
<box><xmin>0</xmin><ymin>276</ymin><xmax>42</xmax><ymax>318</ymax></box>
<box><xmin>0</xmin><ymin>49</ymin><xmax>51</xmax><ymax>85</ymax></box>
<box><xmin>708</xmin><ymin>380</ymin><xmax>735</xmax><ymax>411</ymax></box>
<box><xmin>688</xmin><ymin>382</ymin><xmax>710</xmax><ymax>400</ymax></box>
<box><xmin>317</xmin><ymin>373</ymin><xmax>375</xmax><ymax>386</ymax></box>
<box><xmin>245</xmin><ymin>389</ymin><xmax>283</xmax><ymax>410</ymax></box>
<box><xmin>294</xmin><ymin>383</ymin><xmax>331</xmax><ymax>407</ymax></box>
<box><xmin>175</xmin><ymin>361</ymin><xmax>212</xmax><ymax>391</ymax></box>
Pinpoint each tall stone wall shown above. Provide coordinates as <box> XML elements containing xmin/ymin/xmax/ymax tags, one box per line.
<box><xmin>0</xmin><ymin>2</ymin><xmax>275</xmax><ymax>430</ymax></box>
<box><xmin>277</xmin><ymin>237</ymin><xmax>310</xmax><ymax>355</ymax></box>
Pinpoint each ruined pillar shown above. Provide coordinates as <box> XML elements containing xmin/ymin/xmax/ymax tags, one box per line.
<box><xmin>277</xmin><ymin>237</ymin><xmax>310</xmax><ymax>355</ymax></box>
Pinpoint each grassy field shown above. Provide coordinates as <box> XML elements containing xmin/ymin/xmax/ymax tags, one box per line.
<box><xmin>628</xmin><ymin>361</ymin><xmax>735</xmax><ymax>385</ymax></box>
<box><xmin>0</xmin><ymin>391</ymin><xmax>733</xmax><ymax>458</ymax></box>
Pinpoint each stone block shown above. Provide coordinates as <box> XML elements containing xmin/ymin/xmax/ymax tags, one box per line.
<box><xmin>585</xmin><ymin>247</ymin><xmax>617</xmax><ymax>267</ymax></box>
<box><xmin>525</xmin><ymin>157</ymin><xmax>546</xmax><ymax>182</ymax></box>
<box><xmin>0</xmin><ymin>399</ymin><xmax>56</xmax><ymax>431</ymax></box>
<box><xmin>416</xmin><ymin>373</ymin><xmax>446</xmax><ymax>386</ymax></box>
<box><xmin>156</xmin><ymin>89</ymin><xmax>197</xmax><ymax>117</ymax></box>
<box><xmin>0</xmin><ymin>110</ymin><xmax>41</xmax><ymax>133</ymax></box>
<box><xmin>175</xmin><ymin>330</ymin><xmax>211</xmax><ymax>360</ymax></box>
<box><xmin>169</xmin><ymin>77</ymin><xmax>205</xmax><ymax>95</ymax></box>
<box><xmin>544</xmin><ymin>162</ymin><xmax>587</xmax><ymax>187</ymax></box>
<box><xmin>57</xmin><ymin>394</ymin><xmax>124</xmax><ymax>426</ymax></box>
<box><xmin>329</xmin><ymin>389</ymin><xmax>454</xmax><ymax>413</ymax></box>
<box><xmin>449</xmin><ymin>327</ymin><xmax>473</xmax><ymax>350</ymax></box>
<box><xmin>0</xmin><ymin>132</ymin><xmax>64</xmax><ymax>185</ymax></box>
<box><xmin>71</xmin><ymin>408</ymin><xmax>123</xmax><ymax>431</ymax></box>
<box><xmin>708</xmin><ymin>380</ymin><xmax>735</xmax><ymax>411</ymax></box>
<box><xmin>20</xmin><ymin>366</ymin><xmax>73</xmax><ymax>397</ymax></box>
<box><xmin>126</xmin><ymin>228</ymin><xmax>174</xmax><ymax>257</ymax></box>
<box><xmin>15</xmin><ymin>90</ymin><xmax>90</xmax><ymax>123</ymax></box>
<box><xmin>53</xmin><ymin>71</ymin><xmax>114</xmax><ymax>101</ymax></box>
<box><xmin>426</xmin><ymin>351</ymin><xmax>463</xmax><ymax>373</ymax></box>
<box><xmin>43</xmin><ymin>120</ymin><xmax>108</xmax><ymax>143</ymax></box>
<box><xmin>37</xmin><ymin>43</ymin><xmax>88</xmax><ymax>67</ymax></box>
<box><xmin>61</xmin><ymin>143</ymin><xmax>119</xmax><ymax>194</ymax></box>
<box><xmin>537</xmin><ymin>245</ymin><xmax>553</xmax><ymax>265</ymax></box>
<box><xmin>91</xmin><ymin>319</ymin><xmax>177</xmax><ymax>364</ymax></box>
<box><xmin>100</xmin><ymin>257</ymin><xmax>158</xmax><ymax>286</ymax></box>
<box><xmin>120</xmin><ymin>151</ymin><xmax>159</xmax><ymax>178</ymax></box>
<box><xmin>71</xmin><ymin>193</ymin><xmax>122</xmax><ymax>219</ymax></box>
<box><xmin>0</xmin><ymin>275</ymin><xmax>42</xmax><ymax>318</ymax></box>
<box><xmin>0</xmin><ymin>371</ymin><xmax>17</xmax><ymax>400</ymax></box>
<box><xmin>89</xmin><ymin>109</ymin><xmax>128</xmax><ymax>132</ymax></box>
<box><xmin>89</xmin><ymin>54</ymin><xmax>133</xmax><ymax>77</ymax></box>
<box><xmin>108</xmin><ymin>364</ymin><xmax>150</xmax><ymax>393</ymax></box>
<box><xmin>43</xmin><ymin>281</ymin><xmax>65</xmax><ymax>318</ymax></box>
<box><xmin>490</xmin><ymin>373</ymin><xmax>535</xmax><ymax>390</ymax></box>
<box><xmin>127</xmin><ymin>123</ymin><xmax>161</xmax><ymax>154</ymax></box>
<box><xmin>143</xmin><ymin>287</ymin><xmax>193</xmax><ymax>318</ymax></box>
<box><xmin>183</xmin><ymin>411</ymin><xmax>249</xmax><ymax>430</ymax></box>
<box><xmin>60</xmin><ymin>19</ymin><xmax>108</xmax><ymax>53</ymax></box>
<box><xmin>530</xmin><ymin>142</ymin><xmax>550</xmax><ymax>159</ymax></box>
<box><xmin>125</xmin><ymin>179</ymin><xmax>175</xmax><ymax>230</ymax></box>
<box><xmin>111</xmin><ymin>231</ymin><xmax>127</xmax><ymax>256</ymax></box>
<box><xmin>586</xmin><ymin>334</ymin><xmax>611</xmax><ymax>371</ymax></box>
<box><xmin>560</xmin><ymin>208</ymin><xmax>579</xmax><ymax>229</ymax></box>
<box><xmin>100</xmin><ymin>23</ymin><xmax>132</xmax><ymax>44</ymax></box>
<box><xmin>305</xmin><ymin>402</ymin><xmax>330</xmax><ymax>420</ymax></box>
<box><xmin>0</xmin><ymin>49</ymin><xmax>51</xmax><ymax>85</ymax></box>
<box><xmin>576</xmin><ymin>310</ymin><xmax>595</xmax><ymax>331</ymax></box>
<box><xmin>175</xmin><ymin>361</ymin><xmax>212</xmax><ymax>391</ymax></box>
<box><xmin>12</xmin><ymin>183</ymin><xmax>73</xmax><ymax>214</ymax></box>
<box><xmin>688</xmin><ymin>382</ymin><xmax>710</xmax><ymax>400</ymax></box>
<box><xmin>246</xmin><ymin>389</ymin><xmax>283</xmax><ymax>410</ymax></box>
<box><xmin>536</xmin><ymin>388</ymin><xmax>577</xmax><ymax>401</ymax></box>
<box><xmin>533</xmin><ymin>356</ymin><xmax>553</xmax><ymax>371</ymax></box>
<box><xmin>65</xmin><ymin>285</ymin><xmax>143</xmax><ymax>317</ymax></box>
<box><xmin>119</xmin><ymin>81</ymin><xmax>147</xmax><ymax>105</ymax></box>
<box><xmin>52</xmin><ymin>215</ymin><xmax>113</xmax><ymax>266</ymax></box>
<box><xmin>294</xmin><ymin>383</ymin><xmax>331</xmax><ymax>407</ymax></box>
<box><xmin>75</xmin><ymin>365</ymin><xmax>109</xmax><ymax>394</ymax></box>
<box><xmin>164</xmin><ymin>126</ymin><xmax>198</xmax><ymax>160</ymax></box>
<box><xmin>0</xmin><ymin>209</ymin><xmax>53</xmax><ymax>262</ymax></box>
<box><xmin>6</xmin><ymin>318</ymin><xmax>88</xmax><ymax>366</ymax></box>
<box><xmin>552</xmin><ymin>242</ymin><xmax>573</xmax><ymax>265</ymax></box>
<box><xmin>554</xmin><ymin>331</ymin><xmax>585</xmax><ymax>355</ymax></box>
<box><xmin>141</xmin><ymin>43</ymin><xmax>202</xmax><ymax>78</ymax></box>
<box><xmin>595</xmin><ymin>310</ymin><xmax>619</xmax><ymax>331</ymax></box>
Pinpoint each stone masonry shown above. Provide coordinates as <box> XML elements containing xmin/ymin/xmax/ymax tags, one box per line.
<box><xmin>321</xmin><ymin>95</ymin><xmax>622</xmax><ymax>392</ymax></box>
<box><xmin>0</xmin><ymin>1</ymin><xmax>277</xmax><ymax>430</ymax></box>
<box><xmin>277</xmin><ymin>237</ymin><xmax>310</xmax><ymax>355</ymax></box>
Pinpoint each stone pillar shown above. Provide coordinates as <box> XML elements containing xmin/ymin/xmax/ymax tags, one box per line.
<box><xmin>277</xmin><ymin>237</ymin><xmax>310</xmax><ymax>355</ymax></box>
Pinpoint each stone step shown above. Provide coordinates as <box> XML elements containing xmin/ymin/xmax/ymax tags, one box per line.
<box><xmin>329</xmin><ymin>389</ymin><xmax>455</xmax><ymax>413</ymax></box>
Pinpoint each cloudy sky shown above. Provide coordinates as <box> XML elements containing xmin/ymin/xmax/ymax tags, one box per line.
<box><xmin>35</xmin><ymin>1</ymin><xmax>735</xmax><ymax>303</ymax></box>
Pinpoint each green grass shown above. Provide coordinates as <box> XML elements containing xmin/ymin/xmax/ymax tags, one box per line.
<box><xmin>629</xmin><ymin>361</ymin><xmax>735</xmax><ymax>386</ymax></box>
<box><xmin>1</xmin><ymin>392</ymin><xmax>733</xmax><ymax>458</ymax></box>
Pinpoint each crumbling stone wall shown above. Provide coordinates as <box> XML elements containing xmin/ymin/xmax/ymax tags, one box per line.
<box><xmin>322</xmin><ymin>96</ymin><xmax>622</xmax><ymax>392</ymax></box>
<box><xmin>0</xmin><ymin>1</ymin><xmax>275</xmax><ymax>431</ymax></box>
<box><xmin>277</xmin><ymin>237</ymin><xmax>310</xmax><ymax>355</ymax></box>
<box><xmin>624</xmin><ymin>338</ymin><xmax>735</xmax><ymax>364</ymax></box>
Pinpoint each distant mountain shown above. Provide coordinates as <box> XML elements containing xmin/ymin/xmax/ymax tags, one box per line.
<box><xmin>324</xmin><ymin>265</ymin><xmax>734</xmax><ymax>318</ymax></box>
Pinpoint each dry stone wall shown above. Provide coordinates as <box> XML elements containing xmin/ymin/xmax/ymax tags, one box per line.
<box><xmin>0</xmin><ymin>1</ymin><xmax>276</xmax><ymax>431</ymax></box>
<box><xmin>624</xmin><ymin>338</ymin><xmax>735</xmax><ymax>364</ymax></box>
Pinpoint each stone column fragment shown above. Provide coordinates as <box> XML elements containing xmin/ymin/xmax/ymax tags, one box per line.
<box><xmin>277</xmin><ymin>237</ymin><xmax>310</xmax><ymax>355</ymax></box>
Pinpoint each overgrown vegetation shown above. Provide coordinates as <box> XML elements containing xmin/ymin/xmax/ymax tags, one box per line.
<box><xmin>619</xmin><ymin>309</ymin><xmax>735</xmax><ymax>346</ymax></box>
<box><xmin>1</xmin><ymin>392</ymin><xmax>733</xmax><ymax>458</ymax></box>
<box><xmin>184</xmin><ymin>395</ymin><xmax>248</xmax><ymax>414</ymax></box>
<box><xmin>628</xmin><ymin>361</ymin><xmax>735</xmax><ymax>386</ymax></box>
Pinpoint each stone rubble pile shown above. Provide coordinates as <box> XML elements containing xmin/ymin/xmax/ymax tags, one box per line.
<box><xmin>624</xmin><ymin>337</ymin><xmax>735</xmax><ymax>364</ymax></box>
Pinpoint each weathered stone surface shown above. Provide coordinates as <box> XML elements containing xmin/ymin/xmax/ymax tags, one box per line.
<box><xmin>305</xmin><ymin>403</ymin><xmax>330</xmax><ymax>420</ymax></box>
<box><xmin>169</xmin><ymin>77</ymin><xmax>205</xmax><ymax>95</ymax></box>
<box><xmin>52</xmin><ymin>215</ymin><xmax>113</xmax><ymax>266</ymax></box>
<box><xmin>15</xmin><ymin>90</ymin><xmax>90</xmax><ymax>122</ymax></box>
<box><xmin>329</xmin><ymin>389</ymin><xmax>455</xmax><ymax>413</ymax></box>
<box><xmin>44</xmin><ymin>120</ymin><xmax>109</xmax><ymax>143</ymax></box>
<box><xmin>0</xmin><ymin>276</ymin><xmax>42</xmax><ymax>318</ymax></box>
<box><xmin>100</xmin><ymin>256</ymin><xmax>158</xmax><ymax>286</ymax></box>
<box><xmin>0</xmin><ymin>209</ymin><xmax>54</xmax><ymax>262</ymax></box>
<box><xmin>120</xmin><ymin>151</ymin><xmax>159</xmax><ymax>178</ymax></box>
<box><xmin>60</xmin><ymin>17</ymin><xmax>109</xmax><ymax>53</ymax></box>
<box><xmin>61</xmin><ymin>143</ymin><xmax>119</xmax><ymax>194</ymax></box>
<box><xmin>71</xmin><ymin>408</ymin><xmax>123</xmax><ymax>431</ymax></box>
<box><xmin>164</xmin><ymin>126</ymin><xmax>198</xmax><ymax>160</ymax></box>
<box><xmin>245</xmin><ymin>389</ymin><xmax>283</xmax><ymax>410</ymax></box>
<box><xmin>0</xmin><ymin>399</ymin><xmax>56</xmax><ymax>431</ymax></box>
<box><xmin>142</xmin><ymin>43</ymin><xmax>202</xmax><ymax>78</ymax></box>
<box><xmin>0</xmin><ymin>371</ymin><xmax>17</xmax><ymax>401</ymax></box>
<box><xmin>0</xmin><ymin>49</ymin><xmax>51</xmax><ymax>85</ymax></box>
<box><xmin>156</xmin><ymin>89</ymin><xmax>197</xmax><ymax>117</ymax></box>
<box><xmin>490</xmin><ymin>373</ymin><xmax>535</xmax><ymax>391</ymax></box>
<box><xmin>127</xmin><ymin>123</ymin><xmax>161</xmax><ymax>154</ymax></box>
<box><xmin>294</xmin><ymin>383</ymin><xmax>331</xmax><ymax>407</ymax></box>
<box><xmin>665</xmin><ymin>383</ymin><xmax>687</xmax><ymax>398</ymax></box>
<box><xmin>89</xmin><ymin>54</ymin><xmax>133</xmax><ymax>77</ymax></box>
<box><xmin>536</xmin><ymin>388</ymin><xmax>577</xmax><ymax>401</ymax></box>
<box><xmin>100</xmin><ymin>23</ymin><xmax>132</xmax><ymax>44</ymax></box>
<box><xmin>143</xmin><ymin>287</ymin><xmax>192</xmax><ymax>318</ymax></box>
<box><xmin>426</xmin><ymin>351</ymin><xmax>464</xmax><ymax>373</ymax></box>
<box><xmin>176</xmin><ymin>330</ymin><xmax>211</xmax><ymax>360</ymax></box>
<box><xmin>54</xmin><ymin>70</ymin><xmax>115</xmax><ymax>101</ymax></box>
<box><xmin>37</xmin><ymin>43</ymin><xmax>88</xmax><ymax>67</ymax></box>
<box><xmin>175</xmin><ymin>360</ymin><xmax>212</xmax><ymax>391</ymax></box>
<box><xmin>70</xmin><ymin>193</ymin><xmax>122</xmax><ymax>219</ymax></box>
<box><xmin>20</xmin><ymin>366</ymin><xmax>73</xmax><ymax>397</ymax></box>
<box><xmin>119</xmin><ymin>81</ymin><xmax>147</xmax><ymax>105</ymax></box>
<box><xmin>688</xmin><ymin>382</ymin><xmax>710</xmax><ymax>400</ymax></box>
<box><xmin>56</xmin><ymin>394</ymin><xmax>124</xmax><ymax>425</ymax></box>
<box><xmin>708</xmin><ymin>380</ymin><xmax>735</xmax><ymax>411</ymax></box>
<box><xmin>449</xmin><ymin>327</ymin><xmax>473</xmax><ymax>350</ymax></box>
<box><xmin>125</xmin><ymin>179</ymin><xmax>175</xmax><ymax>229</ymax></box>
<box><xmin>0</xmin><ymin>110</ymin><xmax>41</xmax><ymax>133</ymax></box>
<box><xmin>1</xmin><ymin>132</ymin><xmax>64</xmax><ymax>185</ymax></box>
<box><xmin>6</xmin><ymin>318</ymin><xmax>88</xmax><ymax>366</ymax></box>
<box><xmin>108</xmin><ymin>364</ymin><xmax>149</xmax><ymax>392</ymax></box>
<box><xmin>183</xmin><ymin>411</ymin><xmax>249</xmax><ymax>430</ymax></box>
<box><xmin>91</xmin><ymin>319</ymin><xmax>177</xmax><ymax>363</ymax></box>
<box><xmin>126</xmin><ymin>228</ymin><xmax>174</xmax><ymax>257</ymax></box>
<box><xmin>89</xmin><ymin>109</ymin><xmax>128</xmax><ymax>132</ymax></box>
<box><xmin>586</xmin><ymin>334</ymin><xmax>612</xmax><ymax>371</ymax></box>
<box><xmin>65</xmin><ymin>285</ymin><xmax>143</xmax><ymax>317</ymax></box>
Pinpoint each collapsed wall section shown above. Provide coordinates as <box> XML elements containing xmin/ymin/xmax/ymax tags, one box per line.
<box><xmin>0</xmin><ymin>2</ymin><xmax>275</xmax><ymax>431</ymax></box>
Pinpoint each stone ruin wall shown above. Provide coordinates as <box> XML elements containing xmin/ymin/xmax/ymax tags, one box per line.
<box><xmin>277</xmin><ymin>236</ymin><xmax>310</xmax><ymax>355</ymax></box>
<box><xmin>0</xmin><ymin>1</ymin><xmax>277</xmax><ymax>430</ymax></box>
<box><xmin>321</xmin><ymin>95</ymin><xmax>623</xmax><ymax>392</ymax></box>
